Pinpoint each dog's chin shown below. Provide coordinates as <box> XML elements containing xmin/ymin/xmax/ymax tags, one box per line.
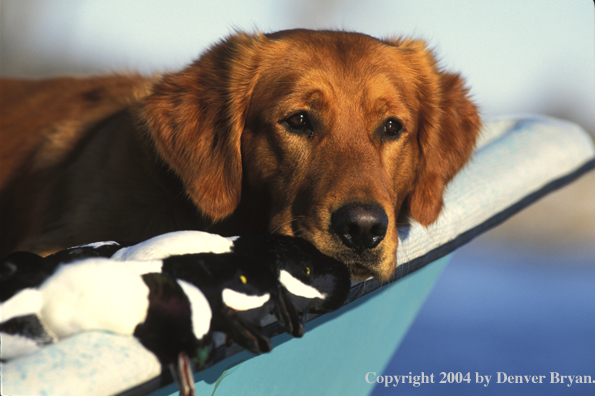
<box><xmin>328</xmin><ymin>249</ymin><xmax>396</xmax><ymax>282</ymax></box>
<box><xmin>349</xmin><ymin>266</ymin><xmax>373</xmax><ymax>281</ymax></box>
<box><xmin>348</xmin><ymin>264</ymin><xmax>394</xmax><ymax>282</ymax></box>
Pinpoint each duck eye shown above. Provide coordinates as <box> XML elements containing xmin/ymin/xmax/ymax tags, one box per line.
<box><xmin>240</xmin><ymin>275</ymin><xmax>247</xmax><ymax>284</ymax></box>
<box><xmin>283</xmin><ymin>112</ymin><xmax>314</xmax><ymax>137</ymax></box>
<box><xmin>383</xmin><ymin>118</ymin><xmax>404</xmax><ymax>138</ymax></box>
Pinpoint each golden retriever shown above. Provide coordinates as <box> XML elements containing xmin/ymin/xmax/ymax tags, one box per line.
<box><xmin>0</xmin><ymin>29</ymin><xmax>480</xmax><ymax>281</ymax></box>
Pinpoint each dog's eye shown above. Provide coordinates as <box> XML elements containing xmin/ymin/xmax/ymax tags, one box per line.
<box><xmin>287</xmin><ymin>113</ymin><xmax>309</xmax><ymax>129</ymax></box>
<box><xmin>283</xmin><ymin>112</ymin><xmax>314</xmax><ymax>137</ymax></box>
<box><xmin>383</xmin><ymin>118</ymin><xmax>404</xmax><ymax>139</ymax></box>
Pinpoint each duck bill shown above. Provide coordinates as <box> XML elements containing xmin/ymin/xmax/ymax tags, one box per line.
<box><xmin>270</xmin><ymin>289</ymin><xmax>301</xmax><ymax>337</ymax></box>
<box><xmin>278</xmin><ymin>289</ymin><xmax>305</xmax><ymax>338</ymax></box>
<box><xmin>221</xmin><ymin>309</ymin><xmax>273</xmax><ymax>354</ymax></box>
<box><xmin>169</xmin><ymin>352</ymin><xmax>195</xmax><ymax>396</ymax></box>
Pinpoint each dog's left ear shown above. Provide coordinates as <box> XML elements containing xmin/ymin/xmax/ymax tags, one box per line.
<box><xmin>386</xmin><ymin>38</ymin><xmax>481</xmax><ymax>226</ymax></box>
<box><xmin>139</xmin><ymin>33</ymin><xmax>266</xmax><ymax>221</ymax></box>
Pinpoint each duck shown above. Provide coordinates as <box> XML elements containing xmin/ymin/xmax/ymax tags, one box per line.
<box><xmin>110</xmin><ymin>230</ymin><xmax>236</xmax><ymax>261</ymax></box>
<box><xmin>0</xmin><ymin>231</ymin><xmax>235</xmax><ymax>301</ymax></box>
<box><xmin>161</xmin><ymin>252</ymin><xmax>280</xmax><ymax>355</ymax></box>
<box><xmin>1</xmin><ymin>251</ymin><xmax>50</xmax><ymax>301</ymax></box>
<box><xmin>1</xmin><ymin>232</ymin><xmax>352</xmax><ymax>341</ymax></box>
<box><xmin>0</xmin><ymin>258</ymin><xmax>210</xmax><ymax>396</ymax></box>
<box><xmin>0</xmin><ymin>232</ymin><xmax>352</xmax><ymax>395</ymax></box>
<box><xmin>230</xmin><ymin>234</ymin><xmax>352</xmax><ymax>337</ymax></box>
<box><xmin>0</xmin><ymin>250</ymin><xmax>286</xmax><ymax>396</ymax></box>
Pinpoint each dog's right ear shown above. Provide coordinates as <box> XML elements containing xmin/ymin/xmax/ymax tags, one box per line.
<box><xmin>140</xmin><ymin>33</ymin><xmax>266</xmax><ymax>221</ymax></box>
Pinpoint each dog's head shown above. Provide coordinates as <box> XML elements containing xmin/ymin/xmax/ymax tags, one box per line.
<box><xmin>141</xmin><ymin>29</ymin><xmax>480</xmax><ymax>281</ymax></box>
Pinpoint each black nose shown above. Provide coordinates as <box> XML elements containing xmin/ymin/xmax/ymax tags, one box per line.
<box><xmin>331</xmin><ymin>204</ymin><xmax>388</xmax><ymax>250</ymax></box>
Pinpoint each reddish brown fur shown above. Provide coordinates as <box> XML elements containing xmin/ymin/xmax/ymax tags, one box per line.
<box><xmin>0</xmin><ymin>30</ymin><xmax>480</xmax><ymax>280</ymax></box>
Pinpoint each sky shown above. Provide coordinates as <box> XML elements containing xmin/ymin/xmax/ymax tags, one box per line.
<box><xmin>1</xmin><ymin>0</ymin><xmax>594</xmax><ymax>135</ymax></box>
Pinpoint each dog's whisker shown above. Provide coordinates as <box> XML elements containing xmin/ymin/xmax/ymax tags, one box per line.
<box><xmin>269</xmin><ymin>216</ymin><xmax>307</xmax><ymax>236</ymax></box>
<box><xmin>291</xmin><ymin>226</ymin><xmax>310</xmax><ymax>240</ymax></box>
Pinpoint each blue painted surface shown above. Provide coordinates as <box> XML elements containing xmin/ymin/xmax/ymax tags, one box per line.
<box><xmin>371</xmin><ymin>242</ymin><xmax>595</xmax><ymax>395</ymax></box>
<box><xmin>152</xmin><ymin>255</ymin><xmax>451</xmax><ymax>396</ymax></box>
